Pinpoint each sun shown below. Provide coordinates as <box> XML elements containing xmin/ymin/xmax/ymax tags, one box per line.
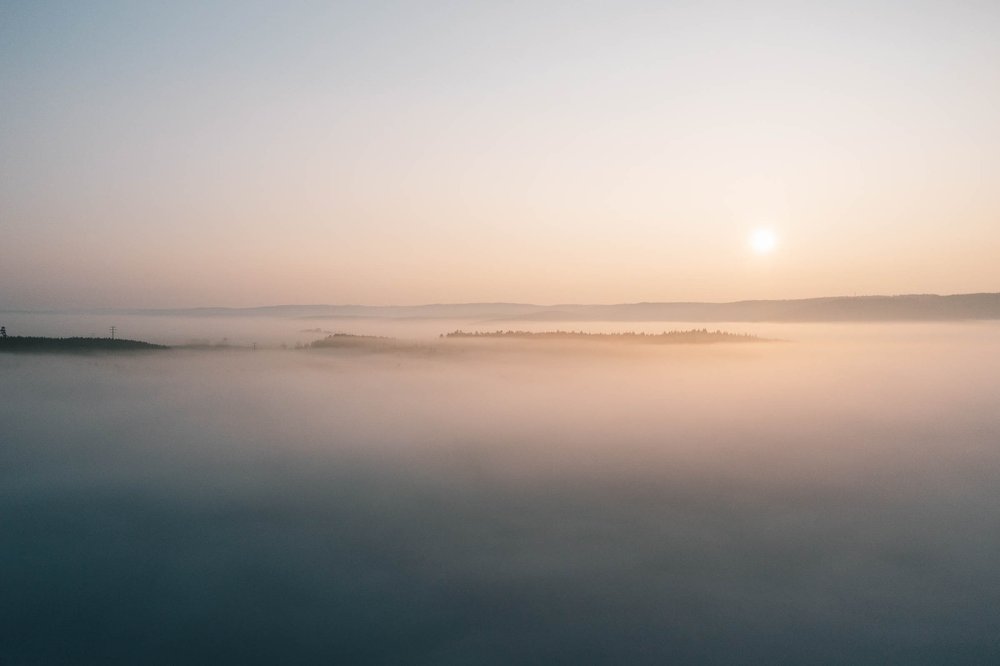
<box><xmin>749</xmin><ymin>228</ymin><xmax>778</xmax><ymax>254</ymax></box>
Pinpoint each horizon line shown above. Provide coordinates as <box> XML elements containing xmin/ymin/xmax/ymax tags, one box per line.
<box><xmin>3</xmin><ymin>291</ymin><xmax>1000</xmax><ymax>314</ymax></box>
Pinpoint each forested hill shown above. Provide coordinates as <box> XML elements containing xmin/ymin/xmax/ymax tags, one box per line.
<box><xmin>0</xmin><ymin>337</ymin><xmax>168</xmax><ymax>353</ymax></box>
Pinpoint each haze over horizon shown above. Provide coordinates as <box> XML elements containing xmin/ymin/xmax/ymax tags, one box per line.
<box><xmin>4</xmin><ymin>289</ymin><xmax>999</xmax><ymax>308</ymax></box>
<box><xmin>3</xmin><ymin>1</ymin><xmax>999</xmax><ymax>309</ymax></box>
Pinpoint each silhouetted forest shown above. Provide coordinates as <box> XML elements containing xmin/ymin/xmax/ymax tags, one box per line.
<box><xmin>444</xmin><ymin>329</ymin><xmax>766</xmax><ymax>343</ymax></box>
<box><xmin>309</xmin><ymin>333</ymin><xmax>403</xmax><ymax>351</ymax></box>
<box><xmin>0</xmin><ymin>336</ymin><xmax>167</xmax><ymax>353</ymax></box>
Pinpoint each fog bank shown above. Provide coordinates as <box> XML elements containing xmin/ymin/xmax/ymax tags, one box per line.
<box><xmin>3</xmin><ymin>322</ymin><xmax>1000</xmax><ymax>664</ymax></box>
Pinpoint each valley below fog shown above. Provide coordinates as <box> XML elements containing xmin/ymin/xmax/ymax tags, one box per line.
<box><xmin>3</xmin><ymin>317</ymin><xmax>1000</xmax><ymax>664</ymax></box>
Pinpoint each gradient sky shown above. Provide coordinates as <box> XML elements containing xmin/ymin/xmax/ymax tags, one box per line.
<box><xmin>2</xmin><ymin>1</ymin><xmax>999</xmax><ymax>308</ymax></box>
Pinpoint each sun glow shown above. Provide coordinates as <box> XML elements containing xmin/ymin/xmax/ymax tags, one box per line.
<box><xmin>749</xmin><ymin>228</ymin><xmax>778</xmax><ymax>254</ymax></box>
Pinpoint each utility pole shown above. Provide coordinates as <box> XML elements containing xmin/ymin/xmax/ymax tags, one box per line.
<box><xmin>110</xmin><ymin>326</ymin><xmax>116</xmax><ymax>340</ymax></box>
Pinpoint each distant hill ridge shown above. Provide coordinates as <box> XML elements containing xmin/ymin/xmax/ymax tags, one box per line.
<box><xmin>11</xmin><ymin>293</ymin><xmax>1000</xmax><ymax>322</ymax></box>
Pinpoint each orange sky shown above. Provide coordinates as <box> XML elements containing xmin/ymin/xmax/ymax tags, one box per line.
<box><xmin>2</xmin><ymin>2</ymin><xmax>999</xmax><ymax>308</ymax></box>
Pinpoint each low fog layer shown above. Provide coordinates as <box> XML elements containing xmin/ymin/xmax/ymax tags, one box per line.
<box><xmin>3</xmin><ymin>322</ymin><xmax>1000</xmax><ymax>664</ymax></box>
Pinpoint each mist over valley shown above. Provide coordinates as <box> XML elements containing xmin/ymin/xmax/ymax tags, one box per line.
<box><xmin>4</xmin><ymin>313</ymin><xmax>1000</xmax><ymax>663</ymax></box>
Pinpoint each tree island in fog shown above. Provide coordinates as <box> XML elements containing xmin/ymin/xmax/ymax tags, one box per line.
<box><xmin>444</xmin><ymin>329</ymin><xmax>767</xmax><ymax>343</ymax></box>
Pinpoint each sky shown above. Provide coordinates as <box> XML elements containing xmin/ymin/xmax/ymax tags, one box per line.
<box><xmin>2</xmin><ymin>1</ymin><xmax>999</xmax><ymax>308</ymax></box>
